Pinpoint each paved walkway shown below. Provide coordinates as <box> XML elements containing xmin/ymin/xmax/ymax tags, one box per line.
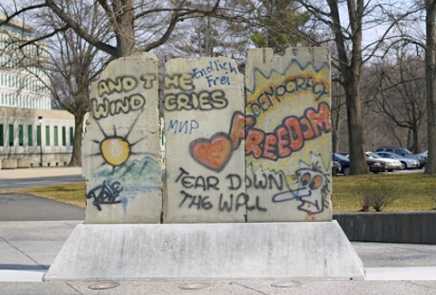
<box><xmin>0</xmin><ymin>220</ymin><xmax>436</xmax><ymax>293</ymax></box>
<box><xmin>2</xmin><ymin>280</ymin><xmax>436</xmax><ymax>295</ymax></box>
<box><xmin>0</xmin><ymin>193</ymin><xmax>84</xmax><ymax>221</ymax></box>
<box><xmin>0</xmin><ymin>191</ymin><xmax>436</xmax><ymax>293</ymax></box>
<box><xmin>0</xmin><ymin>167</ymin><xmax>81</xmax><ymax>180</ymax></box>
<box><xmin>0</xmin><ymin>175</ymin><xmax>83</xmax><ymax>190</ymax></box>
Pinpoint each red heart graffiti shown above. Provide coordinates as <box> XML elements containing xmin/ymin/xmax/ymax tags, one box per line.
<box><xmin>189</xmin><ymin>133</ymin><xmax>233</xmax><ymax>172</ymax></box>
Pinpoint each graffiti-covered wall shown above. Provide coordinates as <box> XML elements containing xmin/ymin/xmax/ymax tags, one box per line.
<box><xmin>82</xmin><ymin>53</ymin><xmax>162</xmax><ymax>223</ymax></box>
<box><xmin>81</xmin><ymin>47</ymin><xmax>332</xmax><ymax>224</ymax></box>
<box><xmin>245</xmin><ymin>47</ymin><xmax>332</xmax><ymax>222</ymax></box>
<box><xmin>164</xmin><ymin>57</ymin><xmax>246</xmax><ymax>223</ymax></box>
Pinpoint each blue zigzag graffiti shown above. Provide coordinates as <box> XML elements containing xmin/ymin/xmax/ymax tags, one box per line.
<box><xmin>245</xmin><ymin>58</ymin><xmax>330</xmax><ymax>94</ymax></box>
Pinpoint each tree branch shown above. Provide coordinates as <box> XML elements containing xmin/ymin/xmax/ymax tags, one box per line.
<box><xmin>45</xmin><ymin>0</ymin><xmax>117</xmax><ymax>56</ymax></box>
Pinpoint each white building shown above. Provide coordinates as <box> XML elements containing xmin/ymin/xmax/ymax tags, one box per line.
<box><xmin>0</xmin><ymin>16</ymin><xmax>75</xmax><ymax>169</ymax></box>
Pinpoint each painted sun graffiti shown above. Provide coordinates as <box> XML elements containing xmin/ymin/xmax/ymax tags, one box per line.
<box><xmin>272</xmin><ymin>152</ymin><xmax>330</xmax><ymax>216</ymax></box>
<box><xmin>87</xmin><ymin>110</ymin><xmax>148</xmax><ymax>173</ymax></box>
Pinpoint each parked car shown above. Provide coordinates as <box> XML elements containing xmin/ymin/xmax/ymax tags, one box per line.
<box><xmin>367</xmin><ymin>159</ymin><xmax>385</xmax><ymax>173</ymax></box>
<box><xmin>334</xmin><ymin>153</ymin><xmax>383</xmax><ymax>174</ymax></box>
<box><xmin>337</xmin><ymin>152</ymin><xmax>349</xmax><ymax>158</ymax></box>
<box><xmin>375</xmin><ymin>151</ymin><xmax>421</xmax><ymax>169</ymax></box>
<box><xmin>333</xmin><ymin>153</ymin><xmax>350</xmax><ymax>175</ymax></box>
<box><xmin>375</xmin><ymin>147</ymin><xmax>425</xmax><ymax>168</ymax></box>
<box><xmin>332</xmin><ymin>161</ymin><xmax>341</xmax><ymax>176</ymax></box>
<box><xmin>365</xmin><ymin>152</ymin><xmax>403</xmax><ymax>172</ymax></box>
<box><xmin>417</xmin><ymin>150</ymin><xmax>428</xmax><ymax>162</ymax></box>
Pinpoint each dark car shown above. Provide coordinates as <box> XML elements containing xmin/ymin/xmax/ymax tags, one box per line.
<box><xmin>332</xmin><ymin>161</ymin><xmax>341</xmax><ymax>176</ymax></box>
<box><xmin>375</xmin><ymin>147</ymin><xmax>425</xmax><ymax>168</ymax></box>
<box><xmin>336</xmin><ymin>152</ymin><xmax>349</xmax><ymax>158</ymax></box>
<box><xmin>366</xmin><ymin>157</ymin><xmax>385</xmax><ymax>173</ymax></box>
<box><xmin>333</xmin><ymin>153</ymin><xmax>351</xmax><ymax>175</ymax></box>
<box><xmin>334</xmin><ymin>153</ymin><xmax>384</xmax><ymax>175</ymax></box>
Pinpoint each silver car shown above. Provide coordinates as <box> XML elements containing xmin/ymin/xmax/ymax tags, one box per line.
<box><xmin>375</xmin><ymin>152</ymin><xmax>420</xmax><ymax>169</ymax></box>
<box><xmin>366</xmin><ymin>152</ymin><xmax>403</xmax><ymax>171</ymax></box>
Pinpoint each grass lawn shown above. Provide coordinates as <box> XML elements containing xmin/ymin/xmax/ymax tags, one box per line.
<box><xmin>9</xmin><ymin>173</ymin><xmax>436</xmax><ymax>213</ymax></box>
<box><xmin>22</xmin><ymin>182</ymin><xmax>86</xmax><ymax>208</ymax></box>
<box><xmin>333</xmin><ymin>173</ymin><xmax>436</xmax><ymax>213</ymax></box>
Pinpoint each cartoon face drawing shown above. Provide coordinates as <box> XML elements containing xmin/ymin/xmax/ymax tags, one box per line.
<box><xmin>293</xmin><ymin>167</ymin><xmax>326</xmax><ymax>214</ymax></box>
<box><xmin>272</xmin><ymin>153</ymin><xmax>330</xmax><ymax>215</ymax></box>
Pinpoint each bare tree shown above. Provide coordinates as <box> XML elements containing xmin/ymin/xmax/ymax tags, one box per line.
<box><xmin>46</xmin><ymin>30</ymin><xmax>104</xmax><ymax>166</ymax></box>
<box><xmin>425</xmin><ymin>0</ymin><xmax>436</xmax><ymax>174</ymax></box>
<box><xmin>371</xmin><ymin>48</ymin><xmax>426</xmax><ymax>153</ymax></box>
<box><xmin>1</xmin><ymin>0</ymin><xmax>222</xmax><ymax>58</ymax></box>
<box><xmin>331</xmin><ymin>78</ymin><xmax>346</xmax><ymax>154</ymax></box>
<box><xmin>296</xmin><ymin>0</ymin><xmax>419</xmax><ymax>174</ymax></box>
<box><xmin>7</xmin><ymin>1</ymin><xmax>107</xmax><ymax>166</ymax></box>
<box><xmin>1</xmin><ymin>0</ymin><xmax>225</xmax><ymax>165</ymax></box>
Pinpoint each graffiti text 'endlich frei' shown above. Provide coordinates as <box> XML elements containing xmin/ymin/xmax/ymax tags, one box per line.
<box><xmin>82</xmin><ymin>47</ymin><xmax>332</xmax><ymax>223</ymax></box>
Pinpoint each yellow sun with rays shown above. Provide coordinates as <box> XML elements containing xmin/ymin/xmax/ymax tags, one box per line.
<box><xmin>88</xmin><ymin>110</ymin><xmax>148</xmax><ymax>173</ymax></box>
<box><xmin>100</xmin><ymin>137</ymin><xmax>131</xmax><ymax>167</ymax></box>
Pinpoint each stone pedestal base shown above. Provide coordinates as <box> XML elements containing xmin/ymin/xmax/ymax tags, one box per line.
<box><xmin>45</xmin><ymin>221</ymin><xmax>364</xmax><ymax>281</ymax></box>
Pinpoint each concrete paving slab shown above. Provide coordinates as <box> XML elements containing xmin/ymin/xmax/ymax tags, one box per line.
<box><xmin>8</xmin><ymin>241</ymin><xmax>66</xmax><ymax>266</ymax></box>
<box><xmin>0</xmin><ymin>167</ymin><xmax>81</xmax><ymax>180</ymax></box>
<box><xmin>2</xmin><ymin>221</ymin><xmax>436</xmax><ymax>270</ymax></box>
<box><xmin>3</xmin><ymin>220</ymin><xmax>436</xmax><ymax>289</ymax></box>
<box><xmin>0</xmin><ymin>270</ymin><xmax>46</xmax><ymax>282</ymax></box>
<box><xmin>0</xmin><ymin>282</ymin><xmax>76</xmax><ymax>294</ymax></box>
<box><xmin>0</xmin><ymin>220</ymin><xmax>79</xmax><ymax>241</ymax></box>
<box><xmin>0</xmin><ymin>221</ymin><xmax>79</xmax><ymax>278</ymax></box>
<box><xmin>45</xmin><ymin>221</ymin><xmax>364</xmax><ymax>281</ymax></box>
<box><xmin>366</xmin><ymin>266</ymin><xmax>436</xmax><ymax>280</ymax></box>
<box><xmin>0</xmin><ymin>194</ymin><xmax>84</xmax><ymax>221</ymax></box>
<box><xmin>353</xmin><ymin>242</ymin><xmax>436</xmax><ymax>267</ymax></box>
<box><xmin>2</xmin><ymin>280</ymin><xmax>436</xmax><ymax>295</ymax></box>
<box><xmin>0</xmin><ymin>240</ymin><xmax>36</xmax><ymax>266</ymax></box>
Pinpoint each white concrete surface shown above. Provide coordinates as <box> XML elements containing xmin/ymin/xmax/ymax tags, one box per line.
<box><xmin>366</xmin><ymin>266</ymin><xmax>436</xmax><ymax>280</ymax></box>
<box><xmin>7</xmin><ymin>267</ymin><xmax>436</xmax><ymax>283</ymax></box>
<box><xmin>3</xmin><ymin>220</ymin><xmax>436</xmax><ymax>286</ymax></box>
<box><xmin>45</xmin><ymin>221</ymin><xmax>364</xmax><ymax>281</ymax></box>
<box><xmin>0</xmin><ymin>167</ymin><xmax>81</xmax><ymax>180</ymax></box>
<box><xmin>0</xmin><ymin>270</ymin><xmax>45</xmax><ymax>282</ymax></box>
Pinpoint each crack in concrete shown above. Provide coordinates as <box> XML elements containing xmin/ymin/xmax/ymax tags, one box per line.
<box><xmin>406</xmin><ymin>281</ymin><xmax>436</xmax><ymax>291</ymax></box>
<box><xmin>230</xmin><ymin>282</ymin><xmax>270</xmax><ymax>295</ymax></box>
<box><xmin>65</xmin><ymin>282</ymin><xmax>85</xmax><ymax>295</ymax></box>
<box><xmin>0</xmin><ymin>236</ymin><xmax>42</xmax><ymax>266</ymax></box>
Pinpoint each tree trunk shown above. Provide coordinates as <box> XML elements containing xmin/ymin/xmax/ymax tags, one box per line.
<box><xmin>332</xmin><ymin>128</ymin><xmax>339</xmax><ymax>154</ymax></box>
<box><xmin>327</xmin><ymin>0</ymin><xmax>368</xmax><ymax>175</ymax></box>
<box><xmin>332</xmin><ymin>96</ymin><xmax>342</xmax><ymax>154</ymax></box>
<box><xmin>425</xmin><ymin>0</ymin><xmax>436</xmax><ymax>174</ymax></box>
<box><xmin>345</xmin><ymin>79</ymin><xmax>368</xmax><ymax>174</ymax></box>
<box><xmin>408</xmin><ymin>126</ymin><xmax>420</xmax><ymax>154</ymax></box>
<box><xmin>113</xmin><ymin>0</ymin><xmax>136</xmax><ymax>57</ymax></box>
<box><xmin>69</xmin><ymin>112</ymin><xmax>85</xmax><ymax>167</ymax></box>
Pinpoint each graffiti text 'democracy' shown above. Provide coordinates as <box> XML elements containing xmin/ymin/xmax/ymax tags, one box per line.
<box><xmin>247</xmin><ymin>77</ymin><xmax>329</xmax><ymax>117</ymax></box>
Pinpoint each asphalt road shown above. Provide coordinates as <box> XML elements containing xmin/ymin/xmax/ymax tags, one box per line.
<box><xmin>0</xmin><ymin>193</ymin><xmax>84</xmax><ymax>221</ymax></box>
<box><xmin>0</xmin><ymin>175</ymin><xmax>83</xmax><ymax>190</ymax></box>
